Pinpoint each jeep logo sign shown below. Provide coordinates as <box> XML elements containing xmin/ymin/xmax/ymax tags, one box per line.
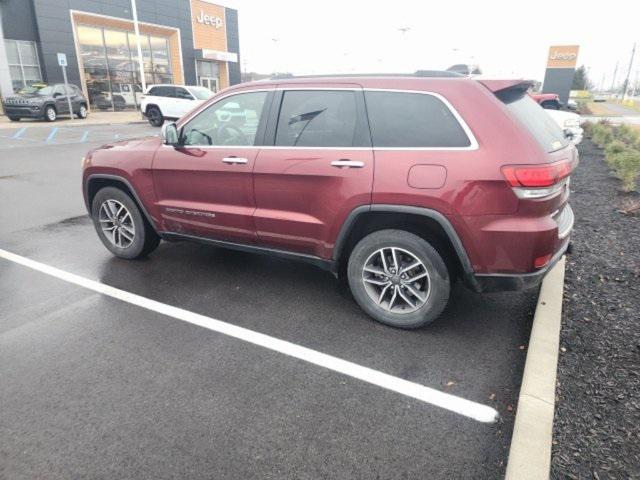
<box><xmin>546</xmin><ymin>45</ymin><xmax>580</xmax><ymax>69</ymax></box>
<box><xmin>196</xmin><ymin>10</ymin><xmax>223</xmax><ymax>28</ymax></box>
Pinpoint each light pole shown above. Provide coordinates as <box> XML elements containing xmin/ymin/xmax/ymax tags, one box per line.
<box><xmin>130</xmin><ymin>0</ymin><xmax>146</xmax><ymax>96</ymax></box>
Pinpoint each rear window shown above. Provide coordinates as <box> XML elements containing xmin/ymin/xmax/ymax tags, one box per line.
<box><xmin>364</xmin><ymin>91</ymin><xmax>471</xmax><ymax>148</ymax></box>
<box><xmin>497</xmin><ymin>89</ymin><xmax>568</xmax><ymax>152</ymax></box>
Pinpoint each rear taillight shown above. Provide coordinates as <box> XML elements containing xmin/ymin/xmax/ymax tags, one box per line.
<box><xmin>502</xmin><ymin>158</ymin><xmax>577</xmax><ymax>199</ymax></box>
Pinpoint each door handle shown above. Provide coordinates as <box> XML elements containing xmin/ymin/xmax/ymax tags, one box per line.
<box><xmin>222</xmin><ymin>157</ymin><xmax>249</xmax><ymax>164</ymax></box>
<box><xmin>331</xmin><ymin>159</ymin><xmax>365</xmax><ymax>168</ymax></box>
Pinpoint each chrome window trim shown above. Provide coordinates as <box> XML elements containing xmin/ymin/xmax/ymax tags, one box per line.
<box><xmin>170</xmin><ymin>86</ymin><xmax>479</xmax><ymax>151</ymax></box>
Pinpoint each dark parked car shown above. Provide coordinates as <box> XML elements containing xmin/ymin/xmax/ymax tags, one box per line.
<box><xmin>2</xmin><ymin>83</ymin><xmax>88</xmax><ymax>122</ymax></box>
<box><xmin>82</xmin><ymin>74</ymin><xmax>576</xmax><ymax>329</ymax></box>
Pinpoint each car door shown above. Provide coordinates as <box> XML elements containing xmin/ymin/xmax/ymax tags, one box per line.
<box><xmin>53</xmin><ymin>84</ymin><xmax>69</xmax><ymax>114</ymax></box>
<box><xmin>252</xmin><ymin>86</ymin><xmax>374</xmax><ymax>259</ymax></box>
<box><xmin>174</xmin><ymin>87</ymin><xmax>195</xmax><ymax>118</ymax></box>
<box><xmin>152</xmin><ymin>89</ymin><xmax>272</xmax><ymax>243</ymax></box>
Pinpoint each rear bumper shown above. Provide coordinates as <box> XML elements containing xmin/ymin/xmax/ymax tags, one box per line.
<box><xmin>468</xmin><ymin>237</ymin><xmax>570</xmax><ymax>293</ymax></box>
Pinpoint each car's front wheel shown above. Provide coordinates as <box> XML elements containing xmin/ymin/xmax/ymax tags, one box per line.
<box><xmin>8</xmin><ymin>116</ymin><xmax>20</xmax><ymax>122</ymax></box>
<box><xmin>91</xmin><ymin>187</ymin><xmax>160</xmax><ymax>259</ymax></box>
<box><xmin>77</xmin><ymin>104</ymin><xmax>88</xmax><ymax>119</ymax></box>
<box><xmin>146</xmin><ymin>106</ymin><xmax>164</xmax><ymax>127</ymax></box>
<box><xmin>347</xmin><ymin>229</ymin><xmax>450</xmax><ymax>329</ymax></box>
<box><xmin>44</xmin><ymin>105</ymin><xmax>57</xmax><ymax>122</ymax></box>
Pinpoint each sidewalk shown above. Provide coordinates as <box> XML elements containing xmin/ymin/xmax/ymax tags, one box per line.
<box><xmin>0</xmin><ymin>110</ymin><xmax>146</xmax><ymax>129</ymax></box>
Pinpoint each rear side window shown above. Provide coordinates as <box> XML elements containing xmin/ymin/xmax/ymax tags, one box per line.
<box><xmin>148</xmin><ymin>86</ymin><xmax>175</xmax><ymax>97</ymax></box>
<box><xmin>497</xmin><ymin>89</ymin><xmax>568</xmax><ymax>152</ymax></box>
<box><xmin>275</xmin><ymin>90</ymin><xmax>359</xmax><ymax>147</ymax></box>
<box><xmin>365</xmin><ymin>91</ymin><xmax>471</xmax><ymax>148</ymax></box>
<box><xmin>175</xmin><ymin>87</ymin><xmax>193</xmax><ymax>100</ymax></box>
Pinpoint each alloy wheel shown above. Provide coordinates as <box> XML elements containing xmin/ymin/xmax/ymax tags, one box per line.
<box><xmin>362</xmin><ymin>247</ymin><xmax>431</xmax><ymax>314</ymax></box>
<box><xmin>98</xmin><ymin>199</ymin><xmax>136</xmax><ymax>248</ymax></box>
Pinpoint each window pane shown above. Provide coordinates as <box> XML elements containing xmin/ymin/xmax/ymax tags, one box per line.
<box><xmin>5</xmin><ymin>40</ymin><xmax>19</xmax><ymax>64</ymax></box>
<box><xmin>104</xmin><ymin>29</ymin><xmax>132</xmax><ymax>71</ymax></box>
<box><xmin>22</xmin><ymin>66</ymin><xmax>41</xmax><ymax>82</ymax></box>
<box><xmin>78</xmin><ymin>26</ymin><xmax>107</xmax><ymax>69</ymax></box>
<box><xmin>365</xmin><ymin>91</ymin><xmax>471</xmax><ymax>148</ymax></box>
<box><xmin>18</xmin><ymin>41</ymin><xmax>38</xmax><ymax>65</ymax></box>
<box><xmin>275</xmin><ymin>91</ymin><xmax>358</xmax><ymax>147</ymax></box>
<box><xmin>150</xmin><ymin>36</ymin><xmax>170</xmax><ymax>74</ymax></box>
<box><xmin>174</xmin><ymin>87</ymin><xmax>192</xmax><ymax>99</ymax></box>
<box><xmin>182</xmin><ymin>92</ymin><xmax>267</xmax><ymax>146</ymax></box>
<box><xmin>9</xmin><ymin>65</ymin><xmax>24</xmax><ymax>89</ymax></box>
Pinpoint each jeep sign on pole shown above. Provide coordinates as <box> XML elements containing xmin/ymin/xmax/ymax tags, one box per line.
<box><xmin>541</xmin><ymin>45</ymin><xmax>580</xmax><ymax>105</ymax></box>
<box><xmin>57</xmin><ymin>52</ymin><xmax>75</xmax><ymax>118</ymax></box>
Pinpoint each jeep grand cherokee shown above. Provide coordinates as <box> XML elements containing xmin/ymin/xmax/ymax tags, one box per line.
<box><xmin>82</xmin><ymin>73</ymin><xmax>576</xmax><ymax>329</ymax></box>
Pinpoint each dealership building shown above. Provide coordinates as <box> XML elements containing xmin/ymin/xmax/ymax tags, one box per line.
<box><xmin>0</xmin><ymin>0</ymin><xmax>240</xmax><ymax>110</ymax></box>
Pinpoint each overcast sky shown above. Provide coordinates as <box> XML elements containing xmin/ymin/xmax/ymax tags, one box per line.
<box><xmin>223</xmin><ymin>0</ymin><xmax>638</xmax><ymax>89</ymax></box>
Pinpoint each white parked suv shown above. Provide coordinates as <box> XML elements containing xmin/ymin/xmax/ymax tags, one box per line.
<box><xmin>544</xmin><ymin>109</ymin><xmax>584</xmax><ymax>145</ymax></box>
<box><xmin>140</xmin><ymin>84</ymin><xmax>214</xmax><ymax>126</ymax></box>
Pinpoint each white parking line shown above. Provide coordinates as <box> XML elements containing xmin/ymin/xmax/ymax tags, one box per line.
<box><xmin>0</xmin><ymin>248</ymin><xmax>499</xmax><ymax>423</ymax></box>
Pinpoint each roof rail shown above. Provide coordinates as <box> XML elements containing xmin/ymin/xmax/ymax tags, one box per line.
<box><xmin>268</xmin><ymin>71</ymin><xmax>464</xmax><ymax>80</ymax></box>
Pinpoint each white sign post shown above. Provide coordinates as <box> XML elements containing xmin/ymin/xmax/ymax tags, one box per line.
<box><xmin>57</xmin><ymin>53</ymin><xmax>75</xmax><ymax>119</ymax></box>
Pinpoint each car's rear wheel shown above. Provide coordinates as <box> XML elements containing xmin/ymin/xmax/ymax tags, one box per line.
<box><xmin>8</xmin><ymin>116</ymin><xmax>20</xmax><ymax>122</ymax></box>
<box><xmin>77</xmin><ymin>104</ymin><xmax>88</xmax><ymax>119</ymax></box>
<box><xmin>347</xmin><ymin>229</ymin><xmax>450</xmax><ymax>329</ymax></box>
<box><xmin>44</xmin><ymin>105</ymin><xmax>57</xmax><ymax>122</ymax></box>
<box><xmin>91</xmin><ymin>186</ymin><xmax>160</xmax><ymax>259</ymax></box>
<box><xmin>146</xmin><ymin>106</ymin><xmax>163</xmax><ymax>126</ymax></box>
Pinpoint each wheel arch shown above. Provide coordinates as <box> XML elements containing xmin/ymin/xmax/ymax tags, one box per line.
<box><xmin>333</xmin><ymin>205</ymin><xmax>477</xmax><ymax>287</ymax></box>
<box><xmin>84</xmin><ymin>174</ymin><xmax>158</xmax><ymax>233</ymax></box>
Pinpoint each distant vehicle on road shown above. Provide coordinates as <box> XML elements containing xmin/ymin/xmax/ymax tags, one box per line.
<box><xmin>593</xmin><ymin>93</ymin><xmax>608</xmax><ymax>102</ymax></box>
<box><xmin>2</xmin><ymin>83</ymin><xmax>88</xmax><ymax>122</ymax></box>
<box><xmin>140</xmin><ymin>84</ymin><xmax>214</xmax><ymax>126</ymax></box>
<box><xmin>83</xmin><ymin>74</ymin><xmax>576</xmax><ymax>329</ymax></box>
<box><xmin>530</xmin><ymin>92</ymin><xmax>563</xmax><ymax>110</ymax></box>
<box><xmin>545</xmin><ymin>109</ymin><xmax>583</xmax><ymax>145</ymax></box>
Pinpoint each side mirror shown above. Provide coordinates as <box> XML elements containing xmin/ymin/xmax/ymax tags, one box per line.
<box><xmin>162</xmin><ymin>122</ymin><xmax>180</xmax><ymax>145</ymax></box>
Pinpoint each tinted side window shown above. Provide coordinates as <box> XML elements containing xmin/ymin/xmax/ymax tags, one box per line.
<box><xmin>175</xmin><ymin>87</ymin><xmax>193</xmax><ymax>100</ymax></box>
<box><xmin>181</xmin><ymin>91</ymin><xmax>268</xmax><ymax>146</ymax></box>
<box><xmin>365</xmin><ymin>91</ymin><xmax>471</xmax><ymax>148</ymax></box>
<box><xmin>275</xmin><ymin>90</ymin><xmax>359</xmax><ymax>147</ymax></box>
<box><xmin>149</xmin><ymin>86</ymin><xmax>175</xmax><ymax>97</ymax></box>
<box><xmin>53</xmin><ymin>85</ymin><xmax>66</xmax><ymax>96</ymax></box>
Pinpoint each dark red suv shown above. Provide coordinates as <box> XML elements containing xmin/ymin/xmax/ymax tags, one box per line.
<box><xmin>82</xmin><ymin>74</ymin><xmax>576</xmax><ymax>329</ymax></box>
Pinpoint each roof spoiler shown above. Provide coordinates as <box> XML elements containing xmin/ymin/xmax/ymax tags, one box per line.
<box><xmin>477</xmin><ymin>79</ymin><xmax>534</xmax><ymax>93</ymax></box>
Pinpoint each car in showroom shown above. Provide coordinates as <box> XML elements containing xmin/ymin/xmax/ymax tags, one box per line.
<box><xmin>2</xmin><ymin>83</ymin><xmax>88</xmax><ymax>122</ymax></box>
<box><xmin>140</xmin><ymin>84</ymin><xmax>214</xmax><ymax>126</ymax></box>
<box><xmin>83</xmin><ymin>74</ymin><xmax>576</xmax><ymax>329</ymax></box>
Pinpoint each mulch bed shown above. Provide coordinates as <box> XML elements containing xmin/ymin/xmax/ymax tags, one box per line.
<box><xmin>551</xmin><ymin>139</ymin><xmax>640</xmax><ymax>479</ymax></box>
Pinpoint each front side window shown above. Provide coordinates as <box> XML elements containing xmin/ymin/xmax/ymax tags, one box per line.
<box><xmin>175</xmin><ymin>87</ymin><xmax>193</xmax><ymax>100</ymax></box>
<box><xmin>365</xmin><ymin>91</ymin><xmax>471</xmax><ymax>148</ymax></box>
<box><xmin>275</xmin><ymin>90</ymin><xmax>359</xmax><ymax>147</ymax></box>
<box><xmin>181</xmin><ymin>91</ymin><xmax>268</xmax><ymax>146</ymax></box>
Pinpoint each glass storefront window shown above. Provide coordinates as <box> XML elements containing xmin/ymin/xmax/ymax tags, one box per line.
<box><xmin>4</xmin><ymin>39</ymin><xmax>42</xmax><ymax>91</ymax></box>
<box><xmin>77</xmin><ymin>25</ymin><xmax>173</xmax><ymax>111</ymax></box>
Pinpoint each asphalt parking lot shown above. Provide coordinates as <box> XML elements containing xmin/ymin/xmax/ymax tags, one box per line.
<box><xmin>0</xmin><ymin>122</ymin><xmax>538</xmax><ymax>479</ymax></box>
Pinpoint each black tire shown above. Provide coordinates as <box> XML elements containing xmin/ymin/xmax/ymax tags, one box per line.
<box><xmin>91</xmin><ymin>186</ymin><xmax>160</xmax><ymax>259</ymax></box>
<box><xmin>347</xmin><ymin>229</ymin><xmax>450</xmax><ymax>329</ymax></box>
<box><xmin>44</xmin><ymin>105</ymin><xmax>57</xmax><ymax>122</ymax></box>
<box><xmin>146</xmin><ymin>106</ymin><xmax>164</xmax><ymax>127</ymax></box>
<box><xmin>8</xmin><ymin>116</ymin><xmax>20</xmax><ymax>122</ymax></box>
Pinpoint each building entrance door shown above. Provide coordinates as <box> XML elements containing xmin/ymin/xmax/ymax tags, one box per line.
<box><xmin>200</xmin><ymin>77</ymin><xmax>218</xmax><ymax>92</ymax></box>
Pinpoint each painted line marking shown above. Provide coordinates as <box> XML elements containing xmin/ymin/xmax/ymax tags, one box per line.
<box><xmin>0</xmin><ymin>248</ymin><xmax>499</xmax><ymax>423</ymax></box>
<box><xmin>45</xmin><ymin>127</ymin><xmax>58</xmax><ymax>143</ymax></box>
<box><xmin>80</xmin><ymin>130</ymin><xmax>89</xmax><ymax>143</ymax></box>
<box><xmin>12</xmin><ymin>127</ymin><xmax>27</xmax><ymax>139</ymax></box>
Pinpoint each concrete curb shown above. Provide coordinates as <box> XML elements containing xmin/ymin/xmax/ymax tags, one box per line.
<box><xmin>505</xmin><ymin>256</ymin><xmax>566</xmax><ymax>480</ymax></box>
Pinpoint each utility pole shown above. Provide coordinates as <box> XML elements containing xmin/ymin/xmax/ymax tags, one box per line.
<box><xmin>620</xmin><ymin>43</ymin><xmax>636</xmax><ymax>101</ymax></box>
<box><xmin>610</xmin><ymin>61</ymin><xmax>619</xmax><ymax>92</ymax></box>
